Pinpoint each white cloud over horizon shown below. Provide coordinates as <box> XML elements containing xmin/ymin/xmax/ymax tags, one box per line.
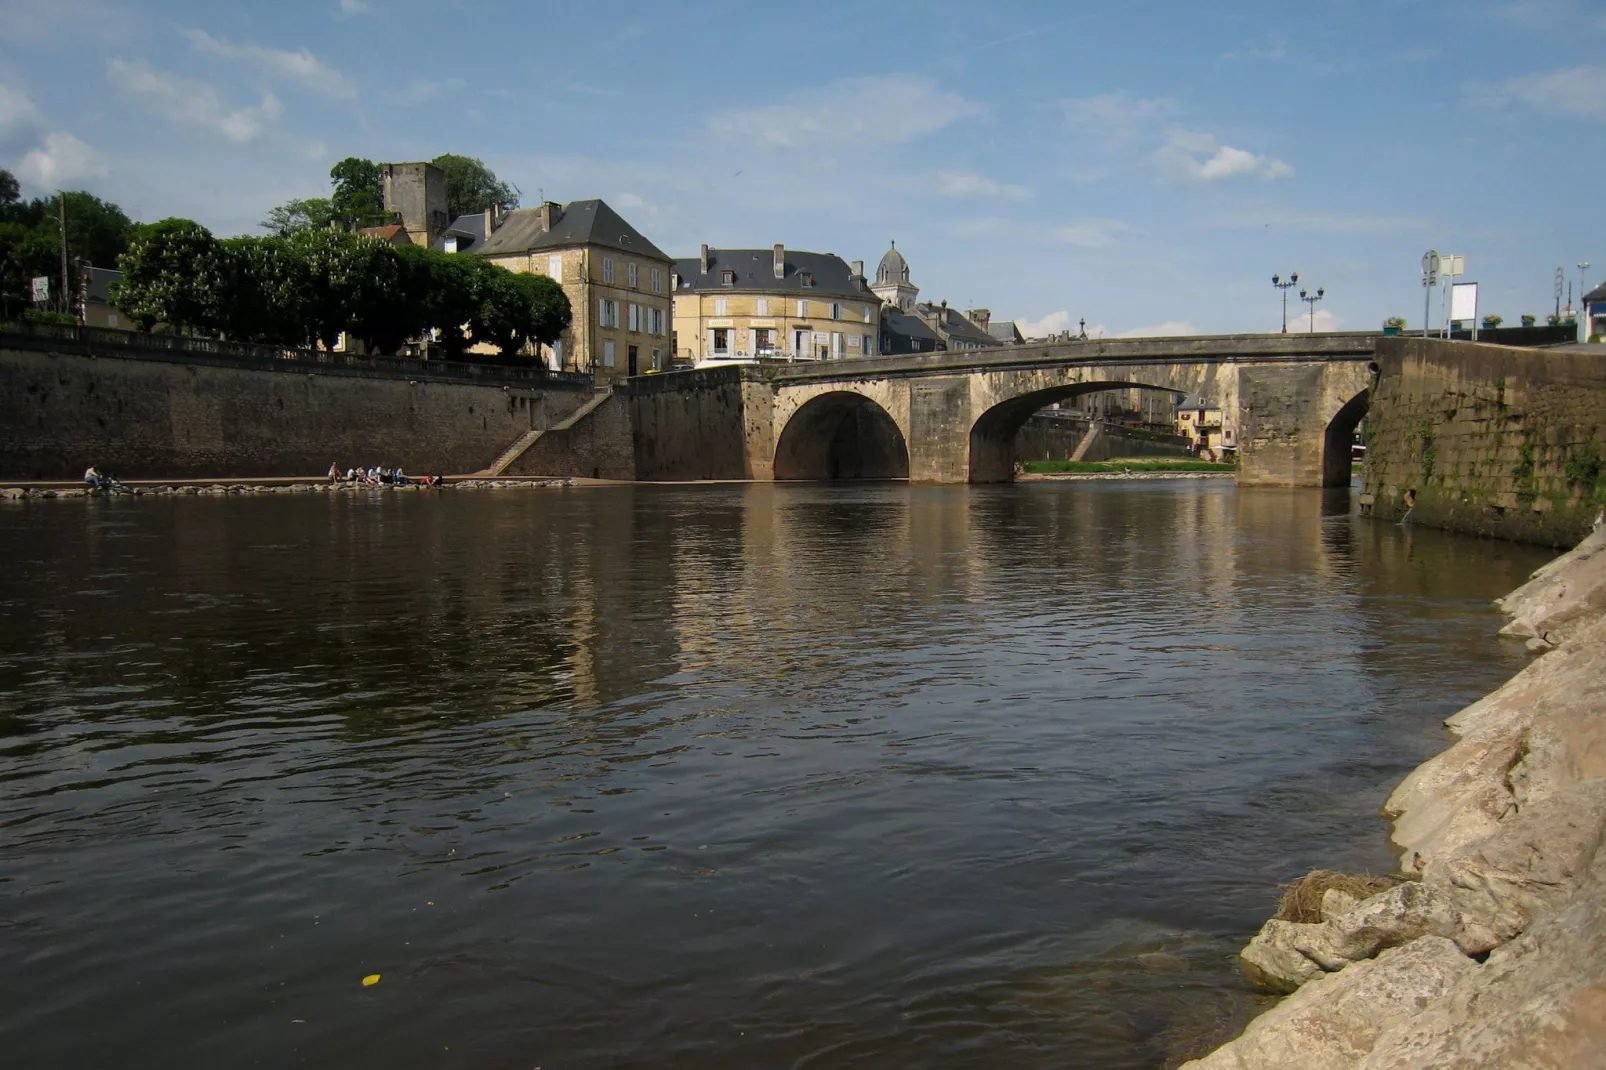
<box><xmin>1115</xmin><ymin>320</ymin><xmax>1200</xmax><ymax>338</ymax></box>
<box><xmin>108</xmin><ymin>59</ymin><xmax>285</xmax><ymax>143</ymax></box>
<box><xmin>1498</xmin><ymin>64</ymin><xmax>1606</xmax><ymax>120</ymax></box>
<box><xmin>709</xmin><ymin>75</ymin><xmax>985</xmax><ymax>148</ymax></box>
<box><xmin>1158</xmin><ymin>130</ymin><xmax>1293</xmax><ymax>182</ymax></box>
<box><xmin>935</xmin><ymin>171</ymin><xmax>1030</xmax><ymax>201</ymax></box>
<box><xmin>0</xmin><ymin>85</ymin><xmax>42</xmax><ymax>137</ymax></box>
<box><xmin>17</xmin><ymin>131</ymin><xmax>104</xmax><ymax>187</ymax></box>
<box><xmin>184</xmin><ymin>29</ymin><xmax>357</xmax><ymax>100</ymax></box>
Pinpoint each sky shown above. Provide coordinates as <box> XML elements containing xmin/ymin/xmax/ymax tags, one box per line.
<box><xmin>1</xmin><ymin>0</ymin><xmax>1602</xmax><ymax>338</ymax></box>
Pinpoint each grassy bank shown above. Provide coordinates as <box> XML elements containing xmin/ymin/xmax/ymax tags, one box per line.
<box><xmin>1022</xmin><ymin>458</ymin><xmax>1236</xmax><ymax>475</ymax></box>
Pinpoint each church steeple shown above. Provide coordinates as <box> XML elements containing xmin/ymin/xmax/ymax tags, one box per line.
<box><xmin>871</xmin><ymin>240</ymin><xmax>918</xmax><ymax>311</ymax></box>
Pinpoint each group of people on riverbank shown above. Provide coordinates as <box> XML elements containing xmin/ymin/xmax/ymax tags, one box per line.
<box><xmin>82</xmin><ymin>466</ymin><xmax>126</xmax><ymax>493</ymax></box>
<box><xmin>328</xmin><ymin>463</ymin><xmax>443</xmax><ymax>487</ymax></box>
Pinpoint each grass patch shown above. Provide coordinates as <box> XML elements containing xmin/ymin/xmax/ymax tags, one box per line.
<box><xmin>1022</xmin><ymin>458</ymin><xmax>1235</xmax><ymax>475</ymax></box>
<box><xmin>1274</xmin><ymin>870</ymin><xmax>1404</xmax><ymax>923</ymax></box>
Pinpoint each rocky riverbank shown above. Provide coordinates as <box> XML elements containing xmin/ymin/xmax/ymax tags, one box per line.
<box><xmin>0</xmin><ymin>477</ymin><xmax>575</xmax><ymax>500</ymax></box>
<box><xmin>1183</xmin><ymin>524</ymin><xmax>1606</xmax><ymax>1068</ymax></box>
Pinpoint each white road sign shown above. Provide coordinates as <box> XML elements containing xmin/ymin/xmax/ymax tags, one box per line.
<box><xmin>31</xmin><ymin>276</ymin><xmax>50</xmax><ymax>303</ymax></box>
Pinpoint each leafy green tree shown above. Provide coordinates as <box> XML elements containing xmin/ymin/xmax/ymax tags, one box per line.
<box><xmin>467</xmin><ymin>260</ymin><xmax>570</xmax><ymax>358</ymax></box>
<box><xmin>329</xmin><ymin>157</ymin><xmax>392</xmax><ymax>230</ymax></box>
<box><xmin>285</xmin><ymin>227</ymin><xmax>397</xmax><ymax>350</ymax></box>
<box><xmin>261</xmin><ymin>197</ymin><xmax>336</xmax><ymax>237</ymax></box>
<box><xmin>431</xmin><ymin>154</ymin><xmax>519</xmax><ymax>219</ymax></box>
<box><xmin>218</xmin><ymin>236</ymin><xmax>309</xmax><ymax>345</ymax></box>
<box><xmin>58</xmin><ymin>191</ymin><xmax>134</xmax><ymax>269</ymax></box>
<box><xmin>0</xmin><ymin>169</ymin><xmax>21</xmax><ymax>221</ymax></box>
<box><xmin>0</xmin><ymin>221</ymin><xmax>58</xmax><ymax>319</ymax></box>
<box><xmin>112</xmin><ymin>218</ymin><xmax>225</xmax><ymax>332</ymax></box>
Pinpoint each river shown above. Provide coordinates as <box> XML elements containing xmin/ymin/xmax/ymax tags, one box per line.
<box><xmin>0</xmin><ymin>482</ymin><xmax>1553</xmax><ymax>1069</ymax></box>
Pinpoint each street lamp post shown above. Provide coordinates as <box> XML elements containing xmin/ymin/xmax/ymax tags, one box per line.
<box><xmin>1272</xmin><ymin>273</ymin><xmax>1298</xmax><ymax>333</ymax></box>
<box><xmin>1300</xmin><ymin>287</ymin><xmax>1325</xmax><ymax>333</ymax></box>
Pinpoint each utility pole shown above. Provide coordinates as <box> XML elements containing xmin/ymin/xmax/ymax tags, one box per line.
<box><xmin>57</xmin><ymin>192</ymin><xmax>69</xmax><ymax>317</ymax></box>
<box><xmin>1556</xmin><ymin>267</ymin><xmax>1564</xmax><ymax>320</ymax></box>
<box><xmin>1422</xmin><ymin>252</ymin><xmax>1438</xmax><ymax>338</ymax></box>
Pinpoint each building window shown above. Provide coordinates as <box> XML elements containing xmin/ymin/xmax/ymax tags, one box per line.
<box><xmin>712</xmin><ymin>328</ymin><xmax>730</xmax><ymax>354</ymax></box>
<box><xmin>549</xmin><ymin>255</ymin><xmax>563</xmax><ymax>283</ymax></box>
<box><xmin>796</xmin><ymin>299</ymin><xmax>808</xmax><ymax>318</ymax></box>
<box><xmin>443</xmin><ymin>236</ymin><xmax>458</xmax><ymax>253</ymax></box>
<box><xmin>800</xmin><ymin>271</ymin><xmax>813</xmax><ymax>287</ymax></box>
<box><xmin>598</xmin><ymin>299</ymin><xmax>620</xmax><ymax>328</ymax></box>
<box><xmin>830</xmin><ymin>302</ymin><xmax>842</xmax><ymax>320</ymax></box>
<box><xmin>603</xmin><ymin>258</ymin><xmax>614</xmax><ymax>284</ymax></box>
<box><xmin>649</xmin><ymin>307</ymin><xmax>664</xmax><ymax>335</ymax></box>
<box><xmin>754</xmin><ymin>327</ymin><xmax>776</xmax><ymax>353</ymax></box>
<box><xmin>670</xmin><ymin>272</ymin><xmax>680</xmax><ymax>290</ymax></box>
<box><xmin>552</xmin><ymin>338</ymin><xmax>564</xmax><ymax>368</ymax></box>
<box><xmin>862</xmin><ymin>334</ymin><xmax>873</xmax><ymax>356</ymax></box>
<box><xmin>714</xmin><ymin>297</ymin><xmax>728</xmax><ymax>316</ymax></box>
<box><xmin>628</xmin><ymin>262</ymin><xmax>638</xmax><ymax>288</ymax></box>
<box><xmin>755</xmin><ymin>297</ymin><xmax>768</xmax><ymax>316</ymax></box>
<box><xmin>651</xmin><ymin>267</ymin><xmax>662</xmax><ymax>293</ymax></box>
<box><xmin>603</xmin><ymin>340</ymin><xmax>615</xmax><ymax>367</ymax></box>
<box><xmin>628</xmin><ymin>303</ymin><xmax>641</xmax><ymax>332</ymax></box>
<box><xmin>722</xmin><ymin>270</ymin><xmax>735</xmax><ymax>286</ymax></box>
<box><xmin>652</xmin><ymin>347</ymin><xmax>662</xmax><ymax>369</ymax></box>
<box><xmin>862</xmin><ymin>306</ymin><xmax>872</xmax><ymax>323</ymax></box>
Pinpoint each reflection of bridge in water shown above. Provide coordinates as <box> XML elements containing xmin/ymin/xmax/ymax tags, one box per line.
<box><xmin>752</xmin><ymin>332</ymin><xmax>1377</xmax><ymax>486</ymax></box>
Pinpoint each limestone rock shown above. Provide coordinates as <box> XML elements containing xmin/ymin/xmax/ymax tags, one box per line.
<box><xmin>1322</xmin><ymin>887</ymin><xmax>1362</xmax><ymax>921</ymax></box>
<box><xmin>1496</xmin><ymin>525</ymin><xmax>1606</xmax><ymax>647</ymax></box>
<box><xmin>1184</xmin><ymin>937</ymin><xmax>1478</xmax><ymax>1070</ymax></box>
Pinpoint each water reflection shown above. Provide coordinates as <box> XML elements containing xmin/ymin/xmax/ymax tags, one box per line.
<box><xmin>0</xmin><ymin>484</ymin><xmax>1553</xmax><ymax>1069</ymax></box>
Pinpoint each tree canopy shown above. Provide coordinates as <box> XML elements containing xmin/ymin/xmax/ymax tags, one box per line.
<box><xmin>431</xmin><ymin>154</ymin><xmax>519</xmax><ymax>219</ymax></box>
<box><xmin>261</xmin><ymin>197</ymin><xmax>336</xmax><ymax>237</ymax></box>
<box><xmin>110</xmin><ymin>217</ymin><xmax>570</xmax><ymax>361</ymax></box>
<box><xmin>0</xmin><ymin>169</ymin><xmax>136</xmax><ymax>319</ymax></box>
<box><xmin>329</xmin><ymin>157</ymin><xmax>393</xmax><ymax>230</ymax></box>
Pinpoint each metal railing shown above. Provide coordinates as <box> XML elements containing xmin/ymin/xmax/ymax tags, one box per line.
<box><xmin>0</xmin><ymin>320</ymin><xmax>595</xmax><ymax>389</ymax></box>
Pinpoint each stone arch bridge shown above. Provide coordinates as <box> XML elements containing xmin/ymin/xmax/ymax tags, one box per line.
<box><xmin>751</xmin><ymin>333</ymin><xmax>1377</xmax><ymax>485</ymax></box>
<box><xmin>517</xmin><ymin>333</ymin><xmax>1379</xmax><ymax>486</ymax></box>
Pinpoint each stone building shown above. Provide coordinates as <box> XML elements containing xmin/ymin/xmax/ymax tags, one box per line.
<box><xmin>870</xmin><ymin>242</ymin><xmax>1016</xmax><ymax>351</ymax></box>
<box><xmin>880</xmin><ymin>306</ymin><xmax>940</xmax><ymax>355</ymax></box>
<box><xmin>380</xmin><ymin>162</ymin><xmax>449</xmax><ymax>247</ymax></box>
<box><xmin>870</xmin><ymin>241</ymin><xmax>918</xmax><ymax>312</ymax></box>
<box><xmin>670</xmin><ymin>245</ymin><xmax>879</xmax><ymax>364</ymax></box>
<box><xmin>915</xmin><ymin>301</ymin><xmax>997</xmax><ymax>351</ymax></box>
<box><xmin>468</xmin><ymin>199</ymin><xmax>673</xmax><ymax>380</ymax></box>
<box><xmin>1175</xmin><ymin>394</ymin><xmax>1233</xmax><ymax>455</ymax></box>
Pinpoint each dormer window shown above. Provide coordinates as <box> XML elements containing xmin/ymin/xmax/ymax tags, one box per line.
<box><xmin>443</xmin><ymin>236</ymin><xmax>458</xmax><ymax>254</ymax></box>
<box><xmin>721</xmin><ymin>270</ymin><xmax>735</xmax><ymax>286</ymax></box>
<box><xmin>800</xmin><ymin>271</ymin><xmax>814</xmax><ymax>288</ymax></box>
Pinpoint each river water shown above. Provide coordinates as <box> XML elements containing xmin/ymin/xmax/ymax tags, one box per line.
<box><xmin>0</xmin><ymin>482</ymin><xmax>1553</xmax><ymax>1069</ymax></box>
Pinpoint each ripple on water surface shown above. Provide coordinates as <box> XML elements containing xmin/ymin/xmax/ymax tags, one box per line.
<box><xmin>0</xmin><ymin>483</ymin><xmax>1553</xmax><ymax>1068</ymax></box>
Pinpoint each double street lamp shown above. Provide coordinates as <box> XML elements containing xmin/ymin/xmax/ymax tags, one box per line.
<box><xmin>1300</xmin><ymin>287</ymin><xmax>1325</xmax><ymax>333</ymax></box>
<box><xmin>1272</xmin><ymin>273</ymin><xmax>1298</xmax><ymax>333</ymax></box>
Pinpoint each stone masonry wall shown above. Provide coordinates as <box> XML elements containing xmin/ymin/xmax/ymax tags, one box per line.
<box><xmin>0</xmin><ymin>345</ymin><xmax>593</xmax><ymax>480</ymax></box>
<box><xmin>629</xmin><ymin>367</ymin><xmax>751</xmax><ymax>481</ymax></box>
<box><xmin>1362</xmin><ymin>337</ymin><xmax>1606</xmax><ymax>547</ymax></box>
<box><xmin>1012</xmin><ymin>414</ymin><xmax>1190</xmax><ymax>464</ymax></box>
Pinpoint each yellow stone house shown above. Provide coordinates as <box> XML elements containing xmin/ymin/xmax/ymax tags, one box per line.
<box><xmin>670</xmin><ymin>245</ymin><xmax>880</xmax><ymax>365</ymax></box>
<box><xmin>459</xmin><ymin>199</ymin><xmax>673</xmax><ymax>380</ymax></box>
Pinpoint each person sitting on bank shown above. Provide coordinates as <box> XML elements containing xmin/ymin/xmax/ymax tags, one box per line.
<box><xmin>84</xmin><ymin>466</ymin><xmax>103</xmax><ymax>489</ymax></box>
<box><xmin>327</xmin><ymin>462</ymin><xmax>340</xmax><ymax>483</ymax></box>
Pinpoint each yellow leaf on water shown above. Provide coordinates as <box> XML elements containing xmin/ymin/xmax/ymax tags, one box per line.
<box><xmin>362</xmin><ymin>974</ymin><xmax>381</xmax><ymax>987</ymax></box>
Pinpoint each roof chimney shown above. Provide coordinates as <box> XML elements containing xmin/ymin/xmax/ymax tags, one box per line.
<box><xmin>537</xmin><ymin>201</ymin><xmax>563</xmax><ymax>232</ymax></box>
<box><xmin>851</xmin><ymin>259</ymin><xmax>864</xmax><ymax>278</ymax></box>
<box><xmin>773</xmin><ymin>243</ymin><xmax>785</xmax><ymax>279</ymax></box>
<box><xmin>968</xmin><ymin>307</ymin><xmax>991</xmax><ymax>329</ymax></box>
<box><xmin>484</xmin><ymin>207</ymin><xmax>495</xmax><ymax>237</ymax></box>
<box><xmin>700</xmin><ymin>243</ymin><xmax>710</xmax><ymax>275</ymax></box>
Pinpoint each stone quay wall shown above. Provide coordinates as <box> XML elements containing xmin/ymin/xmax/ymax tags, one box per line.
<box><xmin>0</xmin><ymin>339</ymin><xmax>594</xmax><ymax>480</ymax></box>
<box><xmin>1362</xmin><ymin>337</ymin><xmax>1606</xmax><ymax>547</ymax></box>
<box><xmin>1011</xmin><ymin>413</ymin><xmax>1191</xmax><ymax>464</ymax></box>
<box><xmin>1184</xmin><ymin>525</ymin><xmax>1606</xmax><ymax>1069</ymax></box>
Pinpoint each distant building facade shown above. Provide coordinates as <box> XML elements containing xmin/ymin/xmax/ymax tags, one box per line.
<box><xmin>670</xmin><ymin>245</ymin><xmax>879</xmax><ymax>364</ymax></box>
<box><xmin>380</xmin><ymin>162</ymin><xmax>449</xmax><ymax>247</ymax></box>
<box><xmin>468</xmin><ymin>199</ymin><xmax>673</xmax><ymax>380</ymax></box>
<box><xmin>1585</xmin><ymin>282</ymin><xmax>1606</xmax><ymax>342</ymax></box>
<box><xmin>916</xmin><ymin>301</ymin><xmax>996</xmax><ymax>351</ymax></box>
<box><xmin>880</xmin><ymin>306</ymin><xmax>940</xmax><ymax>355</ymax></box>
<box><xmin>1175</xmin><ymin>394</ymin><xmax>1234</xmax><ymax>456</ymax></box>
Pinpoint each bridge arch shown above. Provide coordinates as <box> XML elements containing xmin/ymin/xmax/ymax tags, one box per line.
<box><xmin>774</xmin><ymin>391</ymin><xmax>910</xmax><ymax>480</ymax></box>
<box><xmin>1322</xmin><ymin>388</ymin><xmax>1370</xmax><ymax>487</ymax></box>
<box><xmin>967</xmin><ymin>381</ymin><xmax>1186</xmax><ymax>482</ymax></box>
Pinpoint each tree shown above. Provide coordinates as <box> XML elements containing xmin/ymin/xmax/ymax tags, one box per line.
<box><xmin>261</xmin><ymin>197</ymin><xmax>336</xmax><ymax>237</ymax></box>
<box><xmin>0</xmin><ymin>221</ymin><xmax>58</xmax><ymax>319</ymax></box>
<box><xmin>0</xmin><ymin>169</ymin><xmax>21</xmax><ymax>221</ymax></box>
<box><xmin>329</xmin><ymin>157</ymin><xmax>392</xmax><ymax>230</ymax></box>
<box><xmin>59</xmin><ymin>191</ymin><xmax>134</xmax><ymax>269</ymax></box>
<box><xmin>431</xmin><ymin>154</ymin><xmax>519</xmax><ymax>219</ymax></box>
<box><xmin>285</xmin><ymin>227</ymin><xmax>396</xmax><ymax>350</ymax></box>
<box><xmin>112</xmin><ymin>218</ymin><xmax>225</xmax><ymax>332</ymax></box>
<box><xmin>218</xmin><ymin>236</ymin><xmax>309</xmax><ymax>345</ymax></box>
<box><xmin>467</xmin><ymin>260</ymin><xmax>570</xmax><ymax>358</ymax></box>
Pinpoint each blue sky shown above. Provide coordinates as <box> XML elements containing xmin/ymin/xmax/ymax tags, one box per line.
<box><xmin>2</xmin><ymin>0</ymin><xmax>1602</xmax><ymax>337</ymax></box>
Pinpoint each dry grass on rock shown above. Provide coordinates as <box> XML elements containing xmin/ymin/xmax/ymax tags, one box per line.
<box><xmin>1274</xmin><ymin>869</ymin><xmax>1405</xmax><ymax>924</ymax></box>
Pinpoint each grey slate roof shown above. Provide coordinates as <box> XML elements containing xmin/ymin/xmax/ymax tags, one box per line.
<box><xmin>875</xmin><ymin>243</ymin><xmax>910</xmax><ymax>285</ymax></box>
<box><xmin>84</xmin><ymin>266</ymin><xmax>121</xmax><ymax>305</ymax></box>
<box><xmin>672</xmin><ymin>248</ymin><xmax>868</xmax><ymax>299</ymax></box>
<box><xmin>882</xmin><ymin>307</ymin><xmax>938</xmax><ymax>343</ymax></box>
<box><xmin>434</xmin><ymin>212</ymin><xmax>488</xmax><ymax>253</ymax></box>
<box><xmin>477</xmin><ymin>199</ymin><xmax>670</xmax><ymax>261</ymax></box>
<box><xmin>986</xmin><ymin>320</ymin><xmax>1024</xmax><ymax>344</ymax></box>
<box><xmin>1585</xmin><ymin>282</ymin><xmax>1606</xmax><ymax>304</ymax></box>
<box><xmin>918</xmin><ymin>303</ymin><xmax>997</xmax><ymax>348</ymax></box>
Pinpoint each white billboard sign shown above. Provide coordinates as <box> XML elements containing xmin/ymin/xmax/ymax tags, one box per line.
<box><xmin>1441</xmin><ymin>255</ymin><xmax>1465</xmax><ymax>278</ymax></box>
<box><xmin>31</xmin><ymin>276</ymin><xmax>50</xmax><ymax>303</ymax></box>
<box><xmin>1451</xmin><ymin>282</ymin><xmax>1478</xmax><ymax>323</ymax></box>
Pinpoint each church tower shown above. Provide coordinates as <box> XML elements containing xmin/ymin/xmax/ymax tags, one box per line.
<box><xmin>871</xmin><ymin>241</ymin><xmax>918</xmax><ymax>312</ymax></box>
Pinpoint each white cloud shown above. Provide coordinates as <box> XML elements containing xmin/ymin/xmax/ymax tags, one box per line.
<box><xmin>1052</xmin><ymin>218</ymin><xmax>1128</xmax><ymax>247</ymax></box>
<box><xmin>709</xmin><ymin>75</ymin><xmax>985</xmax><ymax>148</ymax></box>
<box><xmin>1281</xmin><ymin>307</ymin><xmax>1343</xmax><ymax>333</ymax></box>
<box><xmin>0</xmin><ymin>84</ymin><xmax>41</xmax><ymax>136</ymax></box>
<box><xmin>1115</xmin><ymin>320</ymin><xmax>1199</xmax><ymax>338</ymax></box>
<box><xmin>108</xmin><ymin>58</ymin><xmax>284</xmax><ymax>143</ymax></box>
<box><xmin>338</xmin><ymin>0</ymin><xmax>370</xmax><ymax>12</ymax></box>
<box><xmin>935</xmin><ymin>171</ymin><xmax>1030</xmax><ymax>201</ymax></box>
<box><xmin>1498</xmin><ymin>65</ymin><xmax>1606</xmax><ymax>120</ymax></box>
<box><xmin>17</xmin><ymin>131</ymin><xmax>104</xmax><ymax>187</ymax></box>
<box><xmin>1157</xmin><ymin>130</ymin><xmax>1292</xmax><ymax>182</ymax></box>
<box><xmin>184</xmin><ymin>29</ymin><xmax>356</xmax><ymax>99</ymax></box>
